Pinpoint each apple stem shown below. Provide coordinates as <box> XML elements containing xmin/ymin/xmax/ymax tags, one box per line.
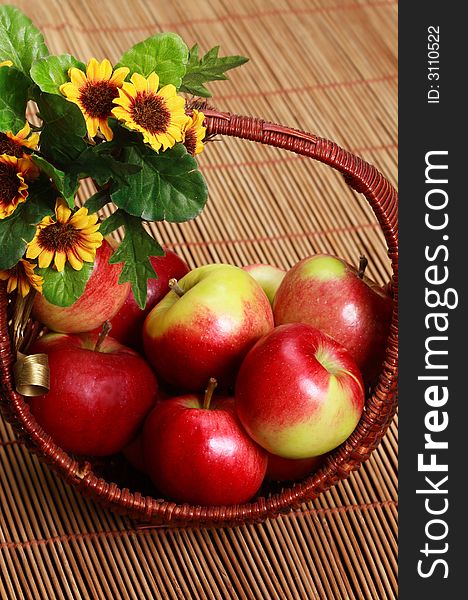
<box><xmin>203</xmin><ymin>378</ymin><xmax>218</xmax><ymax>410</ymax></box>
<box><xmin>169</xmin><ymin>278</ymin><xmax>185</xmax><ymax>297</ymax></box>
<box><xmin>94</xmin><ymin>321</ymin><xmax>112</xmax><ymax>352</ymax></box>
<box><xmin>358</xmin><ymin>255</ymin><xmax>368</xmax><ymax>279</ymax></box>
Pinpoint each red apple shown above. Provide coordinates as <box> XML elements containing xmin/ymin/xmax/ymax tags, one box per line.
<box><xmin>143</xmin><ymin>264</ymin><xmax>274</xmax><ymax>392</ymax></box>
<box><xmin>28</xmin><ymin>331</ymin><xmax>158</xmax><ymax>456</ymax></box>
<box><xmin>273</xmin><ymin>254</ymin><xmax>393</xmax><ymax>383</ymax></box>
<box><xmin>104</xmin><ymin>249</ymin><xmax>190</xmax><ymax>349</ymax></box>
<box><xmin>143</xmin><ymin>380</ymin><xmax>268</xmax><ymax>506</ymax></box>
<box><xmin>242</xmin><ymin>263</ymin><xmax>285</xmax><ymax>304</ymax></box>
<box><xmin>32</xmin><ymin>240</ymin><xmax>130</xmax><ymax>333</ymax></box>
<box><xmin>265</xmin><ymin>452</ymin><xmax>325</xmax><ymax>482</ymax></box>
<box><xmin>235</xmin><ymin>323</ymin><xmax>365</xmax><ymax>459</ymax></box>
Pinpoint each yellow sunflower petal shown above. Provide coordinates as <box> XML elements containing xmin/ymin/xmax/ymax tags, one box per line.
<box><xmin>86</xmin><ymin>58</ymin><xmax>100</xmax><ymax>82</ymax></box>
<box><xmin>54</xmin><ymin>251</ymin><xmax>67</xmax><ymax>272</ymax></box>
<box><xmin>18</xmin><ymin>277</ymin><xmax>30</xmax><ymax>298</ymax></box>
<box><xmin>25</xmin><ymin>241</ymin><xmax>41</xmax><ymax>260</ymax></box>
<box><xmin>60</xmin><ymin>82</ymin><xmax>81</xmax><ymax>101</ymax></box>
<box><xmin>157</xmin><ymin>84</ymin><xmax>177</xmax><ymax>99</ymax></box>
<box><xmin>99</xmin><ymin>58</ymin><xmax>113</xmax><ymax>81</ymax></box>
<box><xmin>86</xmin><ymin>117</ymin><xmax>99</xmax><ymax>138</ymax></box>
<box><xmin>69</xmin><ymin>212</ymin><xmax>91</xmax><ymax>229</ymax></box>
<box><xmin>69</xmin><ymin>67</ymin><xmax>87</xmax><ymax>88</ymax></box>
<box><xmin>83</xmin><ymin>232</ymin><xmax>104</xmax><ymax>243</ymax></box>
<box><xmin>80</xmin><ymin>225</ymin><xmax>102</xmax><ymax>242</ymax></box>
<box><xmin>15</xmin><ymin>122</ymin><xmax>31</xmax><ymax>140</ymax></box>
<box><xmin>111</xmin><ymin>107</ymin><xmax>129</xmax><ymax>122</ymax></box>
<box><xmin>6</xmin><ymin>276</ymin><xmax>18</xmax><ymax>294</ymax></box>
<box><xmin>99</xmin><ymin>118</ymin><xmax>114</xmax><ymax>141</ymax></box>
<box><xmin>130</xmin><ymin>73</ymin><xmax>149</xmax><ymax>93</ymax></box>
<box><xmin>66</xmin><ymin>249</ymin><xmax>84</xmax><ymax>270</ymax></box>
<box><xmin>30</xmin><ymin>275</ymin><xmax>43</xmax><ymax>294</ymax></box>
<box><xmin>110</xmin><ymin>66</ymin><xmax>130</xmax><ymax>86</ymax></box>
<box><xmin>75</xmin><ymin>245</ymin><xmax>96</xmax><ymax>263</ymax></box>
<box><xmin>25</xmin><ymin>132</ymin><xmax>40</xmax><ymax>149</ymax></box>
<box><xmin>147</xmin><ymin>72</ymin><xmax>160</xmax><ymax>93</ymax></box>
<box><xmin>55</xmin><ymin>200</ymin><xmax>72</xmax><ymax>223</ymax></box>
<box><xmin>37</xmin><ymin>250</ymin><xmax>54</xmax><ymax>269</ymax></box>
<box><xmin>121</xmin><ymin>81</ymin><xmax>137</xmax><ymax>98</ymax></box>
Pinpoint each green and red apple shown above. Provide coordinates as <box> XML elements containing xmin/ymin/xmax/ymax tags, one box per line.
<box><xmin>103</xmin><ymin>249</ymin><xmax>190</xmax><ymax>349</ymax></box>
<box><xmin>32</xmin><ymin>240</ymin><xmax>130</xmax><ymax>334</ymax></box>
<box><xmin>242</xmin><ymin>263</ymin><xmax>285</xmax><ymax>304</ymax></box>
<box><xmin>235</xmin><ymin>323</ymin><xmax>365</xmax><ymax>459</ymax></box>
<box><xmin>273</xmin><ymin>253</ymin><xmax>393</xmax><ymax>382</ymax></box>
<box><xmin>143</xmin><ymin>263</ymin><xmax>274</xmax><ymax>391</ymax></box>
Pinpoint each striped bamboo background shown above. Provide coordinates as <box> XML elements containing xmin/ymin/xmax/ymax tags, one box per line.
<box><xmin>0</xmin><ymin>0</ymin><xmax>398</xmax><ymax>598</ymax></box>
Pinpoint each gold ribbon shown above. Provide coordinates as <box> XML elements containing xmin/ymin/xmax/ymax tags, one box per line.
<box><xmin>13</xmin><ymin>351</ymin><xmax>50</xmax><ymax>397</ymax></box>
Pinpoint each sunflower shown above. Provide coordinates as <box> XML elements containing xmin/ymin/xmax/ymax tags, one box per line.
<box><xmin>26</xmin><ymin>198</ymin><xmax>103</xmax><ymax>272</ymax></box>
<box><xmin>0</xmin><ymin>122</ymin><xmax>39</xmax><ymax>158</ymax></box>
<box><xmin>182</xmin><ymin>110</ymin><xmax>206</xmax><ymax>156</ymax></box>
<box><xmin>60</xmin><ymin>58</ymin><xmax>130</xmax><ymax>141</ymax></box>
<box><xmin>0</xmin><ymin>154</ymin><xmax>39</xmax><ymax>220</ymax></box>
<box><xmin>0</xmin><ymin>60</ymin><xmax>13</xmax><ymax>68</ymax></box>
<box><xmin>0</xmin><ymin>259</ymin><xmax>43</xmax><ymax>297</ymax></box>
<box><xmin>112</xmin><ymin>72</ymin><xmax>189</xmax><ymax>152</ymax></box>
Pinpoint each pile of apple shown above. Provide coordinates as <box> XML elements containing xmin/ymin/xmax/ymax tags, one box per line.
<box><xmin>27</xmin><ymin>239</ymin><xmax>393</xmax><ymax>506</ymax></box>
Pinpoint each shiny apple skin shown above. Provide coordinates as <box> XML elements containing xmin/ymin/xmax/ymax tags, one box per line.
<box><xmin>28</xmin><ymin>332</ymin><xmax>158</xmax><ymax>456</ymax></box>
<box><xmin>143</xmin><ymin>264</ymin><xmax>274</xmax><ymax>392</ymax></box>
<box><xmin>143</xmin><ymin>396</ymin><xmax>268</xmax><ymax>506</ymax></box>
<box><xmin>32</xmin><ymin>240</ymin><xmax>130</xmax><ymax>334</ymax></box>
<box><xmin>235</xmin><ymin>323</ymin><xmax>365</xmax><ymax>459</ymax></box>
<box><xmin>107</xmin><ymin>250</ymin><xmax>190</xmax><ymax>349</ymax></box>
<box><xmin>273</xmin><ymin>254</ymin><xmax>393</xmax><ymax>383</ymax></box>
<box><xmin>242</xmin><ymin>264</ymin><xmax>286</xmax><ymax>304</ymax></box>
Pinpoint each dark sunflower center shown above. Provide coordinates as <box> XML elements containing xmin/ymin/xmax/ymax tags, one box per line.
<box><xmin>79</xmin><ymin>81</ymin><xmax>119</xmax><ymax>119</ymax></box>
<box><xmin>183</xmin><ymin>127</ymin><xmax>198</xmax><ymax>156</ymax></box>
<box><xmin>0</xmin><ymin>163</ymin><xmax>20</xmax><ymax>205</ymax></box>
<box><xmin>38</xmin><ymin>223</ymin><xmax>80</xmax><ymax>252</ymax></box>
<box><xmin>0</xmin><ymin>133</ymin><xmax>24</xmax><ymax>158</ymax></box>
<box><xmin>131</xmin><ymin>93</ymin><xmax>171</xmax><ymax>134</ymax></box>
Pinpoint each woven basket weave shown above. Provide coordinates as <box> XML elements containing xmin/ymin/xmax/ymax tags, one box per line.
<box><xmin>0</xmin><ymin>110</ymin><xmax>398</xmax><ymax>527</ymax></box>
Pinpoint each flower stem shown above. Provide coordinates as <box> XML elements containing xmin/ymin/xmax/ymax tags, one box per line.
<box><xmin>203</xmin><ymin>378</ymin><xmax>218</xmax><ymax>410</ymax></box>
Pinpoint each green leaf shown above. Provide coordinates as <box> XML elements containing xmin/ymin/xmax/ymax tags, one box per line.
<box><xmin>0</xmin><ymin>5</ymin><xmax>49</xmax><ymax>75</ymax></box>
<box><xmin>116</xmin><ymin>32</ymin><xmax>188</xmax><ymax>88</ymax></box>
<box><xmin>30</xmin><ymin>154</ymin><xmax>78</xmax><ymax>207</ymax></box>
<box><xmin>109</xmin><ymin>213</ymin><xmax>163</xmax><ymax>309</ymax></box>
<box><xmin>0</xmin><ymin>66</ymin><xmax>30</xmax><ymax>131</ymax></box>
<box><xmin>180</xmin><ymin>44</ymin><xmax>249</xmax><ymax>97</ymax></box>
<box><xmin>68</xmin><ymin>145</ymin><xmax>141</xmax><ymax>187</ymax></box>
<box><xmin>30</xmin><ymin>54</ymin><xmax>85</xmax><ymax>95</ymax></box>
<box><xmin>99</xmin><ymin>209</ymin><xmax>126</xmax><ymax>237</ymax></box>
<box><xmin>84</xmin><ymin>189</ymin><xmax>111</xmax><ymax>214</ymax></box>
<box><xmin>0</xmin><ymin>180</ymin><xmax>55</xmax><ymax>270</ymax></box>
<box><xmin>37</xmin><ymin>261</ymin><xmax>94</xmax><ymax>307</ymax></box>
<box><xmin>36</xmin><ymin>93</ymin><xmax>87</xmax><ymax>165</ymax></box>
<box><xmin>111</xmin><ymin>144</ymin><xmax>208</xmax><ymax>223</ymax></box>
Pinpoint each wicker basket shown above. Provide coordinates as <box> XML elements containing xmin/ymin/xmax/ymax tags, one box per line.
<box><xmin>0</xmin><ymin>110</ymin><xmax>398</xmax><ymax>527</ymax></box>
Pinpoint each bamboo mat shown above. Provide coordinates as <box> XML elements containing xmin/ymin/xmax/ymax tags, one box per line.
<box><xmin>0</xmin><ymin>0</ymin><xmax>398</xmax><ymax>598</ymax></box>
